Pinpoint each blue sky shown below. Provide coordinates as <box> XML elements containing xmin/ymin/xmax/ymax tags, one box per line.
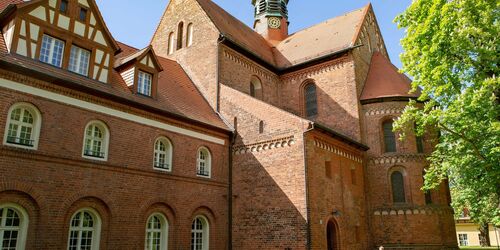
<box><xmin>95</xmin><ymin>0</ymin><xmax>411</xmax><ymax>68</ymax></box>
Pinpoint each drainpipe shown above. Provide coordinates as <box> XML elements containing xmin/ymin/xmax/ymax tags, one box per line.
<box><xmin>217</xmin><ymin>34</ymin><xmax>233</xmax><ymax>249</ymax></box>
<box><xmin>303</xmin><ymin>122</ymin><xmax>315</xmax><ymax>250</ymax></box>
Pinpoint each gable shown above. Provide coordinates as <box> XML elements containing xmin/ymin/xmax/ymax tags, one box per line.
<box><xmin>351</xmin><ymin>4</ymin><xmax>389</xmax><ymax>57</ymax></box>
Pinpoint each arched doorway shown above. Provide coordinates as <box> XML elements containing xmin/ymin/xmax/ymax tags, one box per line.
<box><xmin>327</xmin><ymin>219</ymin><xmax>340</xmax><ymax>250</ymax></box>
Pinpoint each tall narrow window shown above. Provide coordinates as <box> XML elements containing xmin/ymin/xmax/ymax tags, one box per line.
<box><xmin>250</xmin><ymin>76</ymin><xmax>262</xmax><ymax>99</ymax></box>
<box><xmin>154</xmin><ymin>137</ymin><xmax>173</xmax><ymax>171</ymax></box>
<box><xmin>177</xmin><ymin>22</ymin><xmax>184</xmax><ymax>50</ymax></box>
<box><xmin>304</xmin><ymin>82</ymin><xmax>318</xmax><ymax>118</ymax></box>
<box><xmin>167</xmin><ymin>33</ymin><xmax>175</xmax><ymax>55</ymax></box>
<box><xmin>40</xmin><ymin>34</ymin><xmax>65</xmax><ymax>67</ymax></box>
<box><xmin>416</xmin><ymin>135</ymin><xmax>424</xmax><ymax>153</ymax></box>
<box><xmin>4</xmin><ymin>103</ymin><xmax>42</xmax><ymax>149</ymax></box>
<box><xmin>60</xmin><ymin>0</ymin><xmax>68</xmax><ymax>14</ymax></box>
<box><xmin>391</xmin><ymin>171</ymin><xmax>406</xmax><ymax>203</ymax></box>
<box><xmin>138</xmin><ymin>71</ymin><xmax>153</xmax><ymax>96</ymax></box>
<box><xmin>196</xmin><ymin>147</ymin><xmax>211</xmax><ymax>178</ymax></box>
<box><xmin>383</xmin><ymin>120</ymin><xmax>396</xmax><ymax>153</ymax></box>
<box><xmin>186</xmin><ymin>23</ymin><xmax>194</xmax><ymax>47</ymax></box>
<box><xmin>79</xmin><ymin>8</ymin><xmax>88</xmax><ymax>22</ymax></box>
<box><xmin>423</xmin><ymin>171</ymin><xmax>432</xmax><ymax>205</ymax></box>
<box><xmin>191</xmin><ymin>216</ymin><xmax>209</xmax><ymax>250</ymax></box>
<box><xmin>69</xmin><ymin>45</ymin><xmax>91</xmax><ymax>76</ymax></box>
<box><xmin>259</xmin><ymin>121</ymin><xmax>264</xmax><ymax>134</ymax></box>
<box><xmin>145</xmin><ymin>214</ymin><xmax>168</xmax><ymax>250</ymax></box>
<box><xmin>68</xmin><ymin>209</ymin><xmax>101</xmax><ymax>250</ymax></box>
<box><xmin>0</xmin><ymin>205</ymin><xmax>29</xmax><ymax>250</ymax></box>
<box><xmin>82</xmin><ymin>121</ymin><xmax>109</xmax><ymax>160</ymax></box>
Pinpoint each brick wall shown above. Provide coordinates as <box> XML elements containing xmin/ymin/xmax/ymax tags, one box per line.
<box><xmin>362</xmin><ymin>101</ymin><xmax>458</xmax><ymax>249</ymax></box>
<box><xmin>151</xmin><ymin>0</ymin><xmax>221</xmax><ymax>109</ymax></box>
<box><xmin>305</xmin><ymin>131</ymin><xmax>370</xmax><ymax>250</ymax></box>
<box><xmin>0</xmin><ymin>73</ymin><xmax>229</xmax><ymax>249</ymax></box>
<box><xmin>220</xmin><ymin>84</ymin><xmax>310</xmax><ymax>249</ymax></box>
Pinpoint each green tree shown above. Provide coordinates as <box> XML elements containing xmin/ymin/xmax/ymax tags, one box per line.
<box><xmin>394</xmin><ymin>0</ymin><xmax>499</xmax><ymax>245</ymax></box>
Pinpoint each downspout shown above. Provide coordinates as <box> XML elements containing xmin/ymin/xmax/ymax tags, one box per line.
<box><xmin>217</xmin><ymin>34</ymin><xmax>234</xmax><ymax>249</ymax></box>
<box><xmin>228</xmin><ymin>131</ymin><xmax>235</xmax><ymax>250</ymax></box>
<box><xmin>303</xmin><ymin>122</ymin><xmax>315</xmax><ymax>250</ymax></box>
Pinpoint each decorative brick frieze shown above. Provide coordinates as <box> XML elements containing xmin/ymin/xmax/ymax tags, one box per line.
<box><xmin>281</xmin><ymin>56</ymin><xmax>350</xmax><ymax>83</ymax></box>
<box><xmin>373</xmin><ymin>205</ymin><xmax>454</xmax><ymax>216</ymax></box>
<box><xmin>364</xmin><ymin>106</ymin><xmax>405</xmax><ymax>116</ymax></box>
<box><xmin>233</xmin><ymin>136</ymin><xmax>296</xmax><ymax>154</ymax></box>
<box><xmin>223</xmin><ymin>47</ymin><xmax>280</xmax><ymax>83</ymax></box>
<box><xmin>314</xmin><ymin>138</ymin><xmax>363</xmax><ymax>163</ymax></box>
<box><xmin>368</xmin><ymin>154</ymin><xmax>428</xmax><ymax>165</ymax></box>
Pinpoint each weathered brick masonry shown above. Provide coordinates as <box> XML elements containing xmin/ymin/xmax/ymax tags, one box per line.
<box><xmin>0</xmin><ymin>0</ymin><xmax>459</xmax><ymax>249</ymax></box>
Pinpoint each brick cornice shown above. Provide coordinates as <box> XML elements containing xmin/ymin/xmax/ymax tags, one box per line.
<box><xmin>363</xmin><ymin>106</ymin><xmax>405</xmax><ymax>116</ymax></box>
<box><xmin>314</xmin><ymin>138</ymin><xmax>363</xmax><ymax>163</ymax></box>
<box><xmin>280</xmin><ymin>56</ymin><xmax>350</xmax><ymax>83</ymax></box>
<box><xmin>233</xmin><ymin>136</ymin><xmax>296</xmax><ymax>155</ymax></box>
<box><xmin>372</xmin><ymin>205</ymin><xmax>454</xmax><ymax>216</ymax></box>
<box><xmin>368</xmin><ymin>154</ymin><xmax>429</xmax><ymax>165</ymax></box>
<box><xmin>222</xmin><ymin>47</ymin><xmax>280</xmax><ymax>83</ymax></box>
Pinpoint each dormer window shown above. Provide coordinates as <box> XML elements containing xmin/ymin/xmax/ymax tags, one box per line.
<box><xmin>60</xmin><ymin>0</ymin><xmax>68</xmax><ymax>14</ymax></box>
<box><xmin>69</xmin><ymin>45</ymin><xmax>91</xmax><ymax>76</ymax></box>
<box><xmin>40</xmin><ymin>34</ymin><xmax>65</xmax><ymax>68</ymax></box>
<box><xmin>79</xmin><ymin>8</ymin><xmax>88</xmax><ymax>22</ymax></box>
<box><xmin>138</xmin><ymin>71</ymin><xmax>153</xmax><ymax>96</ymax></box>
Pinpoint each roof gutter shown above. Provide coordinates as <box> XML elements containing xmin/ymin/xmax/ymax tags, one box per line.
<box><xmin>0</xmin><ymin>58</ymin><xmax>232</xmax><ymax>135</ymax></box>
<box><xmin>220</xmin><ymin>35</ymin><xmax>361</xmax><ymax>75</ymax></box>
<box><xmin>312</xmin><ymin>123</ymin><xmax>369</xmax><ymax>151</ymax></box>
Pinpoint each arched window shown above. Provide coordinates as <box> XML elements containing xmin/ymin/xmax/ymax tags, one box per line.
<box><xmin>196</xmin><ymin>147</ymin><xmax>211</xmax><ymax>178</ymax></box>
<box><xmin>391</xmin><ymin>171</ymin><xmax>406</xmax><ymax>203</ymax></box>
<box><xmin>250</xmin><ymin>76</ymin><xmax>262</xmax><ymax>99</ymax></box>
<box><xmin>167</xmin><ymin>32</ymin><xmax>175</xmax><ymax>55</ymax></box>
<box><xmin>3</xmin><ymin>103</ymin><xmax>42</xmax><ymax>149</ymax></box>
<box><xmin>423</xmin><ymin>170</ymin><xmax>432</xmax><ymax>205</ymax></box>
<box><xmin>0</xmin><ymin>204</ymin><xmax>29</xmax><ymax>250</ymax></box>
<box><xmin>186</xmin><ymin>23</ymin><xmax>194</xmax><ymax>47</ymax></box>
<box><xmin>145</xmin><ymin>214</ymin><xmax>168</xmax><ymax>250</ymax></box>
<box><xmin>383</xmin><ymin>120</ymin><xmax>396</xmax><ymax>153</ymax></box>
<box><xmin>82</xmin><ymin>121</ymin><xmax>109</xmax><ymax>161</ymax></box>
<box><xmin>177</xmin><ymin>22</ymin><xmax>184</xmax><ymax>50</ymax></box>
<box><xmin>191</xmin><ymin>216</ymin><xmax>209</xmax><ymax>250</ymax></box>
<box><xmin>154</xmin><ymin>137</ymin><xmax>173</xmax><ymax>171</ymax></box>
<box><xmin>68</xmin><ymin>209</ymin><xmax>101</xmax><ymax>250</ymax></box>
<box><xmin>304</xmin><ymin>82</ymin><xmax>318</xmax><ymax>118</ymax></box>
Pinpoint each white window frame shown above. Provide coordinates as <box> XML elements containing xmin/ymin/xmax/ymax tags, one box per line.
<box><xmin>137</xmin><ymin>71</ymin><xmax>153</xmax><ymax>96</ymax></box>
<box><xmin>458</xmin><ymin>233</ymin><xmax>468</xmax><ymax>246</ymax></box>
<box><xmin>67</xmin><ymin>208</ymin><xmax>101</xmax><ymax>250</ymax></box>
<box><xmin>82</xmin><ymin>121</ymin><xmax>110</xmax><ymax>161</ymax></box>
<box><xmin>0</xmin><ymin>203</ymin><xmax>29</xmax><ymax>250</ymax></box>
<box><xmin>68</xmin><ymin>45</ymin><xmax>91</xmax><ymax>76</ymax></box>
<box><xmin>196</xmin><ymin>147</ymin><xmax>211</xmax><ymax>178</ymax></box>
<box><xmin>190</xmin><ymin>216</ymin><xmax>209</xmax><ymax>250</ymax></box>
<box><xmin>145</xmin><ymin>213</ymin><xmax>168</xmax><ymax>250</ymax></box>
<box><xmin>3</xmin><ymin>102</ymin><xmax>42</xmax><ymax>150</ymax></box>
<box><xmin>39</xmin><ymin>34</ymin><xmax>65</xmax><ymax>67</ymax></box>
<box><xmin>153</xmin><ymin>137</ymin><xmax>173</xmax><ymax>172</ymax></box>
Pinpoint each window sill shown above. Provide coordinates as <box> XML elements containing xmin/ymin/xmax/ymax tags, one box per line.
<box><xmin>196</xmin><ymin>174</ymin><xmax>211</xmax><ymax>179</ymax></box>
<box><xmin>3</xmin><ymin>142</ymin><xmax>37</xmax><ymax>151</ymax></box>
<box><xmin>153</xmin><ymin>167</ymin><xmax>172</xmax><ymax>173</ymax></box>
<box><xmin>82</xmin><ymin>154</ymin><xmax>108</xmax><ymax>162</ymax></box>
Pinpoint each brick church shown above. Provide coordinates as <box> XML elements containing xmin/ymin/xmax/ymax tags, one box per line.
<box><xmin>0</xmin><ymin>0</ymin><xmax>458</xmax><ymax>249</ymax></box>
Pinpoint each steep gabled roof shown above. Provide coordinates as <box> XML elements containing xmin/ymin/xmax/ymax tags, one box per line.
<box><xmin>360</xmin><ymin>52</ymin><xmax>420</xmax><ymax>101</ymax></box>
<box><xmin>274</xmin><ymin>5</ymin><xmax>369</xmax><ymax>68</ymax></box>
<box><xmin>0</xmin><ymin>31</ymin><xmax>228</xmax><ymax>131</ymax></box>
<box><xmin>115</xmin><ymin>45</ymin><xmax>163</xmax><ymax>71</ymax></box>
<box><xmin>195</xmin><ymin>0</ymin><xmax>276</xmax><ymax>66</ymax></box>
<box><xmin>194</xmin><ymin>0</ymin><xmax>371</xmax><ymax>70</ymax></box>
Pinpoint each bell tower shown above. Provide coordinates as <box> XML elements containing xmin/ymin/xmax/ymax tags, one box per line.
<box><xmin>252</xmin><ymin>0</ymin><xmax>289</xmax><ymax>42</ymax></box>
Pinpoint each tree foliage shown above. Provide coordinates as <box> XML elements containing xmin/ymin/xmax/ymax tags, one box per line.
<box><xmin>394</xmin><ymin>0</ymin><xmax>500</xmax><ymax>226</ymax></box>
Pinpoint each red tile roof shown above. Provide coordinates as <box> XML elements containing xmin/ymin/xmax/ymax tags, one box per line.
<box><xmin>360</xmin><ymin>52</ymin><xmax>420</xmax><ymax>101</ymax></box>
<box><xmin>195</xmin><ymin>0</ymin><xmax>277</xmax><ymax>66</ymax></box>
<box><xmin>195</xmin><ymin>0</ymin><xmax>370</xmax><ymax>69</ymax></box>
<box><xmin>0</xmin><ymin>0</ymin><xmax>23</xmax><ymax>12</ymax></box>
<box><xmin>0</xmin><ymin>31</ymin><xmax>228</xmax><ymax>131</ymax></box>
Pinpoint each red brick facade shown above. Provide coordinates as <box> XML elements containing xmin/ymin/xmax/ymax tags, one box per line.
<box><xmin>0</xmin><ymin>0</ymin><xmax>458</xmax><ymax>249</ymax></box>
